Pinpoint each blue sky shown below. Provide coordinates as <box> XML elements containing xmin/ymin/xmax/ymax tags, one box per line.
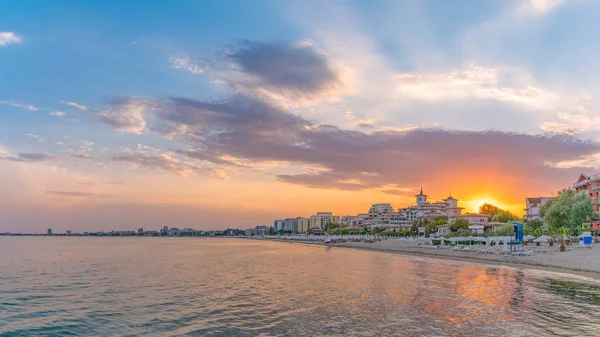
<box><xmin>2</xmin><ymin>0</ymin><xmax>600</xmax><ymax>232</ymax></box>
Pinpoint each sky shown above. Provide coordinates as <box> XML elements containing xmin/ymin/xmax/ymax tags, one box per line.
<box><xmin>2</xmin><ymin>0</ymin><xmax>600</xmax><ymax>233</ymax></box>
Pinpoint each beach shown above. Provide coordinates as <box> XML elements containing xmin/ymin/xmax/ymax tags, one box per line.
<box><xmin>269</xmin><ymin>237</ymin><xmax>600</xmax><ymax>278</ymax></box>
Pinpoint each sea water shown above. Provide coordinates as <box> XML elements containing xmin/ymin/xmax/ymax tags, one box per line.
<box><xmin>1</xmin><ymin>237</ymin><xmax>600</xmax><ymax>336</ymax></box>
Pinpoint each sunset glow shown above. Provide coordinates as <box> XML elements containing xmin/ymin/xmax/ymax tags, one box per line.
<box><xmin>1</xmin><ymin>0</ymin><xmax>598</xmax><ymax>233</ymax></box>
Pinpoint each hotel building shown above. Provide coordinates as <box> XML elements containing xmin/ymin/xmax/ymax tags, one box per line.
<box><xmin>343</xmin><ymin>188</ymin><xmax>488</xmax><ymax>230</ymax></box>
<box><xmin>573</xmin><ymin>173</ymin><xmax>600</xmax><ymax>216</ymax></box>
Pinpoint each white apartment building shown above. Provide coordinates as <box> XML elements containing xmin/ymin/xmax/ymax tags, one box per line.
<box><xmin>273</xmin><ymin>219</ymin><xmax>284</xmax><ymax>232</ymax></box>
<box><xmin>524</xmin><ymin>197</ymin><xmax>552</xmax><ymax>222</ymax></box>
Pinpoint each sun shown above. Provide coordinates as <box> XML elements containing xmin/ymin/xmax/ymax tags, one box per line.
<box><xmin>469</xmin><ymin>198</ymin><xmax>498</xmax><ymax>213</ymax></box>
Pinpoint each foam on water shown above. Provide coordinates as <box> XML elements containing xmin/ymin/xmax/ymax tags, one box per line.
<box><xmin>1</xmin><ymin>237</ymin><xmax>600</xmax><ymax>336</ymax></box>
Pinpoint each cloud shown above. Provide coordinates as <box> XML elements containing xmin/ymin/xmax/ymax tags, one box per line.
<box><xmin>180</xmin><ymin>40</ymin><xmax>349</xmax><ymax>106</ymax></box>
<box><xmin>69</xmin><ymin>153</ymin><xmax>92</xmax><ymax>160</ymax></box>
<box><xmin>149</xmin><ymin>92</ymin><xmax>600</xmax><ymax>195</ymax></box>
<box><xmin>66</xmin><ymin>102</ymin><xmax>87</xmax><ymax>110</ymax></box>
<box><xmin>517</xmin><ymin>0</ymin><xmax>567</xmax><ymax>15</ymax></box>
<box><xmin>395</xmin><ymin>65</ymin><xmax>560</xmax><ymax>110</ymax></box>
<box><xmin>0</xmin><ymin>152</ymin><xmax>58</xmax><ymax>163</ymax></box>
<box><xmin>170</xmin><ymin>53</ymin><xmax>205</xmax><ymax>74</ymax></box>
<box><xmin>109</xmin><ymin>146</ymin><xmax>225</xmax><ymax>178</ymax></box>
<box><xmin>46</xmin><ymin>190</ymin><xmax>110</xmax><ymax>198</ymax></box>
<box><xmin>55</xmin><ymin>141</ymin><xmax>65</xmax><ymax>146</ymax></box>
<box><xmin>50</xmin><ymin>111</ymin><xmax>66</xmax><ymax>116</ymax></box>
<box><xmin>0</xmin><ymin>32</ymin><xmax>21</xmax><ymax>47</ymax></box>
<box><xmin>25</xmin><ymin>133</ymin><xmax>45</xmax><ymax>142</ymax></box>
<box><xmin>79</xmin><ymin>141</ymin><xmax>94</xmax><ymax>152</ymax></box>
<box><xmin>174</xmin><ymin>149</ymin><xmax>246</xmax><ymax>167</ymax></box>
<box><xmin>91</xmin><ymin>97</ymin><xmax>148</xmax><ymax>134</ymax></box>
<box><xmin>539</xmin><ymin>106</ymin><xmax>600</xmax><ymax>135</ymax></box>
<box><xmin>0</xmin><ymin>100</ymin><xmax>39</xmax><ymax>111</ymax></box>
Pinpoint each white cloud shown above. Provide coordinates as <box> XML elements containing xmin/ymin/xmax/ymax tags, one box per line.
<box><xmin>25</xmin><ymin>133</ymin><xmax>45</xmax><ymax>142</ymax></box>
<box><xmin>548</xmin><ymin>152</ymin><xmax>600</xmax><ymax>169</ymax></box>
<box><xmin>0</xmin><ymin>100</ymin><xmax>39</xmax><ymax>111</ymax></box>
<box><xmin>517</xmin><ymin>0</ymin><xmax>568</xmax><ymax>16</ymax></box>
<box><xmin>55</xmin><ymin>141</ymin><xmax>65</xmax><ymax>146</ymax></box>
<box><xmin>170</xmin><ymin>54</ymin><xmax>205</xmax><ymax>74</ymax></box>
<box><xmin>395</xmin><ymin>65</ymin><xmax>561</xmax><ymax>110</ymax></box>
<box><xmin>0</xmin><ymin>32</ymin><xmax>21</xmax><ymax>47</ymax></box>
<box><xmin>92</xmin><ymin>98</ymin><xmax>148</xmax><ymax>134</ymax></box>
<box><xmin>539</xmin><ymin>106</ymin><xmax>600</xmax><ymax>135</ymax></box>
<box><xmin>50</xmin><ymin>111</ymin><xmax>66</xmax><ymax>116</ymax></box>
<box><xmin>79</xmin><ymin>141</ymin><xmax>94</xmax><ymax>153</ymax></box>
<box><xmin>110</xmin><ymin>146</ymin><xmax>224</xmax><ymax>178</ymax></box>
<box><xmin>66</xmin><ymin>102</ymin><xmax>87</xmax><ymax>110</ymax></box>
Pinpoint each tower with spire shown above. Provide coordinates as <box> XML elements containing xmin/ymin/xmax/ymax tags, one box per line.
<box><xmin>415</xmin><ymin>187</ymin><xmax>428</xmax><ymax>205</ymax></box>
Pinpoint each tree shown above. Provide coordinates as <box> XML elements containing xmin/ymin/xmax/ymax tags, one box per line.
<box><xmin>451</xmin><ymin>218</ymin><xmax>469</xmax><ymax>232</ymax></box>
<box><xmin>324</xmin><ymin>222</ymin><xmax>340</xmax><ymax>231</ymax></box>
<box><xmin>540</xmin><ymin>189</ymin><xmax>594</xmax><ymax>229</ymax></box>
<box><xmin>479</xmin><ymin>203</ymin><xmax>502</xmax><ymax>218</ymax></box>
<box><xmin>491</xmin><ymin>211</ymin><xmax>518</xmax><ymax>223</ymax></box>
<box><xmin>432</xmin><ymin>216</ymin><xmax>448</xmax><ymax>226</ymax></box>
<box><xmin>527</xmin><ymin>219</ymin><xmax>544</xmax><ymax>230</ymax></box>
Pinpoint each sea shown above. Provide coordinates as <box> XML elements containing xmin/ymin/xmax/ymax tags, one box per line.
<box><xmin>1</xmin><ymin>237</ymin><xmax>600</xmax><ymax>336</ymax></box>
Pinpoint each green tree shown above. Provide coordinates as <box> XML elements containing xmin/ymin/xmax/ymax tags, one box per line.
<box><xmin>432</xmin><ymin>216</ymin><xmax>448</xmax><ymax>226</ymax></box>
<box><xmin>451</xmin><ymin>218</ymin><xmax>469</xmax><ymax>232</ymax></box>
<box><xmin>527</xmin><ymin>219</ymin><xmax>544</xmax><ymax>230</ymax></box>
<box><xmin>479</xmin><ymin>203</ymin><xmax>502</xmax><ymax>218</ymax></box>
<box><xmin>491</xmin><ymin>211</ymin><xmax>518</xmax><ymax>223</ymax></box>
<box><xmin>540</xmin><ymin>189</ymin><xmax>593</xmax><ymax>229</ymax></box>
<box><xmin>324</xmin><ymin>222</ymin><xmax>340</xmax><ymax>231</ymax></box>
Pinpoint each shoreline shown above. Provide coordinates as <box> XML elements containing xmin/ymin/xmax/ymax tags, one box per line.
<box><xmin>266</xmin><ymin>238</ymin><xmax>600</xmax><ymax>280</ymax></box>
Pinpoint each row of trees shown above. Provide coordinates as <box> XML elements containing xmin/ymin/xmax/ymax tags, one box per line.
<box><xmin>479</xmin><ymin>203</ymin><xmax>519</xmax><ymax>223</ymax></box>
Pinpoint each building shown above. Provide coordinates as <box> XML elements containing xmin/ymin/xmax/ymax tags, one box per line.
<box><xmin>274</xmin><ymin>220</ymin><xmax>284</xmax><ymax>232</ymax></box>
<box><xmin>246</xmin><ymin>225</ymin><xmax>269</xmax><ymax>236</ymax></box>
<box><xmin>524</xmin><ymin>197</ymin><xmax>552</xmax><ymax>221</ymax></box>
<box><xmin>483</xmin><ymin>222</ymin><xmax>507</xmax><ymax>233</ymax></box>
<box><xmin>138</xmin><ymin>228</ymin><xmax>144</xmax><ymax>235</ymax></box>
<box><xmin>369</xmin><ymin>203</ymin><xmax>394</xmax><ymax>214</ymax></box>
<box><xmin>437</xmin><ymin>224</ymin><xmax>452</xmax><ymax>236</ymax></box>
<box><xmin>459</xmin><ymin>213</ymin><xmax>489</xmax><ymax>224</ymax></box>
<box><xmin>167</xmin><ymin>227</ymin><xmax>180</xmax><ymax>236</ymax></box>
<box><xmin>341</xmin><ymin>188</ymin><xmax>487</xmax><ymax>231</ymax></box>
<box><xmin>179</xmin><ymin>228</ymin><xmax>195</xmax><ymax>236</ymax></box>
<box><xmin>66</xmin><ymin>230</ymin><xmax>72</xmax><ymax>235</ymax></box>
<box><xmin>309</xmin><ymin>212</ymin><xmax>338</xmax><ymax>230</ymax></box>
<box><xmin>399</xmin><ymin>189</ymin><xmax>464</xmax><ymax>225</ymax></box>
<box><xmin>47</xmin><ymin>228</ymin><xmax>52</xmax><ymax>235</ymax></box>
<box><xmin>160</xmin><ymin>226</ymin><xmax>169</xmax><ymax>236</ymax></box>
<box><xmin>283</xmin><ymin>217</ymin><xmax>299</xmax><ymax>232</ymax></box>
<box><xmin>297</xmin><ymin>217</ymin><xmax>310</xmax><ymax>233</ymax></box>
<box><xmin>468</xmin><ymin>224</ymin><xmax>485</xmax><ymax>234</ymax></box>
<box><xmin>573</xmin><ymin>173</ymin><xmax>600</xmax><ymax>217</ymax></box>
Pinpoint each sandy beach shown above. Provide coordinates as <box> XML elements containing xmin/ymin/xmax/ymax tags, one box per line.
<box><xmin>270</xmin><ymin>238</ymin><xmax>600</xmax><ymax>279</ymax></box>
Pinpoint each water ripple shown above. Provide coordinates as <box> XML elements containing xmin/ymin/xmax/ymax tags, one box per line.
<box><xmin>2</xmin><ymin>237</ymin><xmax>600</xmax><ymax>336</ymax></box>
